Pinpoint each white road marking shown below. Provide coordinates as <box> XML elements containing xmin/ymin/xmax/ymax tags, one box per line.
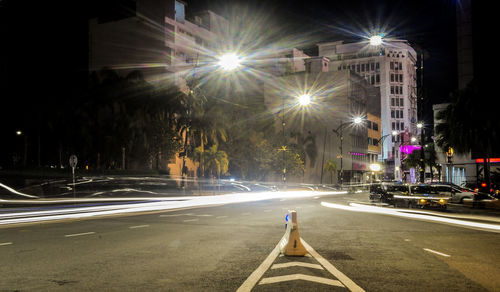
<box><xmin>404</xmin><ymin>239</ymin><xmax>411</xmax><ymax>242</ymax></box>
<box><xmin>216</xmin><ymin>216</ymin><xmax>227</xmax><ymax>219</ymax></box>
<box><xmin>271</xmin><ymin>262</ymin><xmax>323</xmax><ymax>270</ymax></box>
<box><xmin>259</xmin><ymin>274</ymin><xmax>344</xmax><ymax>287</ymax></box>
<box><xmin>64</xmin><ymin>232</ymin><xmax>95</xmax><ymax>238</ymax></box>
<box><xmin>129</xmin><ymin>225</ymin><xmax>149</xmax><ymax>229</ymax></box>
<box><xmin>183</xmin><ymin>219</ymin><xmax>199</xmax><ymax>222</ymax></box>
<box><xmin>423</xmin><ymin>248</ymin><xmax>451</xmax><ymax>257</ymax></box>
<box><xmin>313</xmin><ymin>196</ymin><xmax>320</xmax><ymax>199</ymax></box>
<box><xmin>302</xmin><ymin>240</ymin><xmax>365</xmax><ymax>292</ymax></box>
<box><xmin>236</xmin><ymin>245</ymin><xmax>280</xmax><ymax>292</ymax></box>
<box><xmin>194</xmin><ymin>214</ymin><xmax>213</xmax><ymax>217</ymax></box>
<box><xmin>237</xmin><ymin>238</ymin><xmax>364</xmax><ymax>292</ymax></box>
<box><xmin>0</xmin><ymin>242</ymin><xmax>13</xmax><ymax>246</ymax></box>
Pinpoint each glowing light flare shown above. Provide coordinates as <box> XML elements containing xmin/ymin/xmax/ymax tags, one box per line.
<box><xmin>353</xmin><ymin>117</ymin><xmax>363</xmax><ymax>124</ymax></box>
<box><xmin>369</xmin><ymin>35</ymin><xmax>383</xmax><ymax>46</ymax></box>
<box><xmin>369</xmin><ymin>163</ymin><xmax>381</xmax><ymax>171</ymax></box>
<box><xmin>297</xmin><ymin>94</ymin><xmax>311</xmax><ymax>106</ymax></box>
<box><xmin>217</xmin><ymin>53</ymin><xmax>242</xmax><ymax>71</ymax></box>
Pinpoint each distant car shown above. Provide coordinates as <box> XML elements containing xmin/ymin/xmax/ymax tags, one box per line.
<box><xmin>462</xmin><ymin>193</ymin><xmax>500</xmax><ymax>209</ymax></box>
<box><xmin>387</xmin><ymin>184</ymin><xmax>449</xmax><ymax>209</ymax></box>
<box><xmin>431</xmin><ymin>183</ymin><xmax>478</xmax><ymax>203</ymax></box>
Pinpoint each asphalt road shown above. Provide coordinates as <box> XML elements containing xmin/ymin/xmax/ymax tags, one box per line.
<box><xmin>1</xmin><ymin>192</ymin><xmax>499</xmax><ymax>291</ymax></box>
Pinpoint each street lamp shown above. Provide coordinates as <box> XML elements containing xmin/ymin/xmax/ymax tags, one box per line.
<box><xmin>369</xmin><ymin>34</ymin><xmax>383</xmax><ymax>46</ymax></box>
<box><xmin>331</xmin><ymin>117</ymin><xmax>363</xmax><ymax>189</ymax></box>
<box><xmin>217</xmin><ymin>53</ymin><xmax>242</xmax><ymax>71</ymax></box>
<box><xmin>181</xmin><ymin>52</ymin><xmax>243</xmax><ymax>189</ymax></box>
<box><xmin>297</xmin><ymin>94</ymin><xmax>311</xmax><ymax>106</ymax></box>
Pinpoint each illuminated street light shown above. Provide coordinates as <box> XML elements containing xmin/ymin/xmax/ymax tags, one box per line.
<box><xmin>217</xmin><ymin>53</ymin><xmax>241</xmax><ymax>71</ymax></box>
<box><xmin>16</xmin><ymin>130</ymin><xmax>22</xmax><ymax>136</ymax></box>
<box><xmin>369</xmin><ymin>34</ymin><xmax>383</xmax><ymax>46</ymax></box>
<box><xmin>369</xmin><ymin>163</ymin><xmax>381</xmax><ymax>172</ymax></box>
<box><xmin>417</xmin><ymin>122</ymin><xmax>423</xmax><ymax>129</ymax></box>
<box><xmin>331</xmin><ymin>117</ymin><xmax>365</xmax><ymax>188</ymax></box>
<box><xmin>298</xmin><ymin>94</ymin><xmax>311</xmax><ymax>106</ymax></box>
<box><xmin>353</xmin><ymin>117</ymin><xmax>363</xmax><ymax>124</ymax></box>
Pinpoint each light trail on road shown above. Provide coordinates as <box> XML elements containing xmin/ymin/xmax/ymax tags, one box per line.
<box><xmin>321</xmin><ymin>202</ymin><xmax>500</xmax><ymax>233</ymax></box>
<box><xmin>0</xmin><ymin>190</ymin><xmax>346</xmax><ymax>225</ymax></box>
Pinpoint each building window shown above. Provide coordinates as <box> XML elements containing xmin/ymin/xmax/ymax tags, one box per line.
<box><xmin>367</xmin><ymin>120</ymin><xmax>372</xmax><ymax>129</ymax></box>
<box><xmin>390</xmin><ymin>62</ymin><xmax>394</xmax><ymax>70</ymax></box>
<box><xmin>371</xmin><ymin>63</ymin><xmax>374</xmax><ymax>71</ymax></box>
<box><xmin>373</xmin><ymin>122</ymin><xmax>378</xmax><ymax>131</ymax></box>
<box><xmin>371</xmin><ymin>75</ymin><xmax>375</xmax><ymax>84</ymax></box>
<box><xmin>401</xmin><ymin>122</ymin><xmax>404</xmax><ymax>130</ymax></box>
<box><xmin>391</xmin><ymin>110</ymin><xmax>395</xmax><ymax>118</ymax></box>
<box><xmin>391</xmin><ymin>86</ymin><xmax>394</xmax><ymax>94</ymax></box>
<box><xmin>392</xmin><ymin>122</ymin><xmax>395</xmax><ymax>130</ymax></box>
<box><xmin>399</xmin><ymin>74</ymin><xmax>403</xmax><ymax>82</ymax></box>
<box><xmin>391</xmin><ymin>98</ymin><xmax>395</xmax><ymax>106</ymax></box>
<box><xmin>376</xmin><ymin>62</ymin><xmax>380</xmax><ymax>70</ymax></box>
<box><xmin>376</xmin><ymin>74</ymin><xmax>380</xmax><ymax>83</ymax></box>
<box><xmin>357</xmin><ymin>64</ymin><xmax>360</xmax><ymax>72</ymax></box>
<box><xmin>400</xmin><ymin>98</ymin><xmax>404</xmax><ymax>107</ymax></box>
<box><xmin>400</xmin><ymin>110</ymin><xmax>403</xmax><ymax>118</ymax></box>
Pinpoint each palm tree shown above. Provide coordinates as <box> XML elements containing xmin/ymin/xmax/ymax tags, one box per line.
<box><xmin>324</xmin><ymin>159</ymin><xmax>337</xmax><ymax>184</ymax></box>
<box><xmin>195</xmin><ymin>144</ymin><xmax>229</xmax><ymax>180</ymax></box>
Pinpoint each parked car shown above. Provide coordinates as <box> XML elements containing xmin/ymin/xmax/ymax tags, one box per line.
<box><xmin>387</xmin><ymin>184</ymin><xmax>449</xmax><ymax>209</ymax></box>
<box><xmin>431</xmin><ymin>183</ymin><xmax>478</xmax><ymax>203</ymax></box>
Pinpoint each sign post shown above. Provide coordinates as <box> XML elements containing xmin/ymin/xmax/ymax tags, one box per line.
<box><xmin>69</xmin><ymin>155</ymin><xmax>78</xmax><ymax>199</ymax></box>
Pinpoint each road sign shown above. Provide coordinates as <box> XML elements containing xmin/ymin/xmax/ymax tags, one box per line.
<box><xmin>69</xmin><ymin>155</ymin><xmax>78</xmax><ymax>168</ymax></box>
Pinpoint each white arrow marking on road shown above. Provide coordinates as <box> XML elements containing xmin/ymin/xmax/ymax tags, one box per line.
<box><xmin>259</xmin><ymin>274</ymin><xmax>344</xmax><ymax>287</ymax></box>
<box><xmin>183</xmin><ymin>219</ymin><xmax>199</xmax><ymax>222</ymax></box>
<box><xmin>302</xmin><ymin>239</ymin><xmax>365</xmax><ymax>292</ymax></box>
<box><xmin>271</xmin><ymin>262</ymin><xmax>323</xmax><ymax>270</ymax></box>
<box><xmin>0</xmin><ymin>242</ymin><xmax>13</xmax><ymax>246</ymax></box>
<box><xmin>237</xmin><ymin>238</ymin><xmax>364</xmax><ymax>292</ymax></box>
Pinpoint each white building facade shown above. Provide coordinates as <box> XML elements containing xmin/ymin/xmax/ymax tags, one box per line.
<box><xmin>317</xmin><ymin>40</ymin><xmax>418</xmax><ymax>180</ymax></box>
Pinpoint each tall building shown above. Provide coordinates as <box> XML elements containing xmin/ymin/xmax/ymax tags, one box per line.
<box><xmin>88</xmin><ymin>0</ymin><xmax>230</xmax><ymax>176</ymax></box>
<box><xmin>317</xmin><ymin>40</ymin><xmax>418</xmax><ymax>180</ymax></box>
<box><xmin>89</xmin><ymin>0</ymin><xmax>229</xmax><ymax>87</ymax></box>
<box><xmin>264</xmin><ymin>57</ymin><xmax>379</xmax><ymax>184</ymax></box>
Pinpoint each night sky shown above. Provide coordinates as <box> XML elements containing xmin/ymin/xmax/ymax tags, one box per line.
<box><xmin>1</xmin><ymin>0</ymin><xmax>458</xmax><ymax>127</ymax></box>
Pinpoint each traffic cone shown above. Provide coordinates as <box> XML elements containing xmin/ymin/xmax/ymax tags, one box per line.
<box><xmin>279</xmin><ymin>210</ymin><xmax>306</xmax><ymax>256</ymax></box>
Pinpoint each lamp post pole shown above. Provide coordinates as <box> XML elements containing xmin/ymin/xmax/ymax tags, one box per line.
<box><xmin>281</xmin><ymin>95</ymin><xmax>287</xmax><ymax>188</ymax></box>
<box><xmin>332</xmin><ymin>119</ymin><xmax>347</xmax><ymax>188</ymax></box>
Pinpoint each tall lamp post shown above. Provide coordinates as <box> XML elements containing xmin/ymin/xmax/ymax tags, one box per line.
<box><xmin>331</xmin><ymin>117</ymin><xmax>363</xmax><ymax>188</ymax></box>
<box><xmin>181</xmin><ymin>52</ymin><xmax>242</xmax><ymax>189</ymax></box>
<box><xmin>279</xmin><ymin>93</ymin><xmax>311</xmax><ymax>189</ymax></box>
<box><xmin>377</xmin><ymin>131</ymin><xmax>398</xmax><ymax>180</ymax></box>
<box><xmin>417</xmin><ymin>122</ymin><xmax>425</xmax><ymax>183</ymax></box>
